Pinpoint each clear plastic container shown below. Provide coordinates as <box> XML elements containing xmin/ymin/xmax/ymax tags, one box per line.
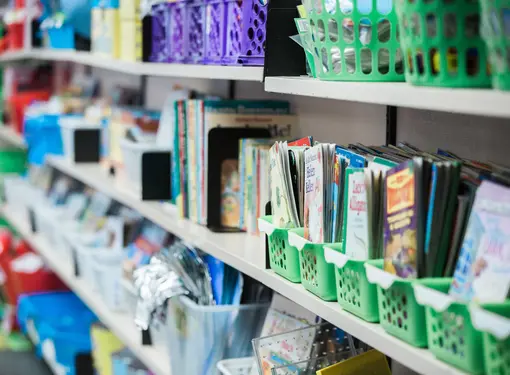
<box><xmin>217</xmin><ymin>357</ymin><xmax>254</xmax><ymax>375</ymax></box>
<box><xmin>166</xmin><ymin>296</ymin><xmax>269</xmax><ymax>375</ymax></box>
<box><xmin>121</xmin><ymin>279</ymin><xmax>138</xmax><ymax>320</ymax></box>
<box><xmin>92</xmin><ymin>250</ymin><xmax>125</xmax><ymax>312</ymax></box>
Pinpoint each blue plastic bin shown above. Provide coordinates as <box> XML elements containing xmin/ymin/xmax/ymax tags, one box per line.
<box><xmin>47</xmin><ymin>25</ymin><xmax>76</xmax><ymax>49</ymax></box>
<box><xmin>17</xmin><ymin>292</ymin><xmax>97</xmax><ymax>375</ymax></box>
<box><xmin>24</xmin><ymin>113</ymin><xmax>65</xmax><ymax>165</ymax></box>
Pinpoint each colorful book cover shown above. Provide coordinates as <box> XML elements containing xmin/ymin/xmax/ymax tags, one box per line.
<box><xmin>336</xmin><ymin>146</ymin><xmax>366</xmax><ymax>168</ymax></box>
<box><xmin>197</xmin><ymin>100</ymin><xmax>206</xmax><ymax>225</ymax></box>
<box><xmin>342</xmin><ymin>167</ymin><xmax>369</xmax><ymax>260</ymax></box>
<box><xmin>239</xmin><ymin>139</ymin><xmax>247</xmax><ymax>230</ymax></box>
<box><xmin>270</xmin><ymin>142</ymin><xmax>295</xmax><ymax>229</ymax></box>
<box><xmin>187</xmin><ymin>100</ymin><xmax>198</xmax><ymax>223</ymax></box>
<box><xmin>331</xmin><ymin>154</ymin><xmax>345</xmax><ymax>243</ymax></box>
<box><xmin>220</xmin><ymin>159</ymin><xmax>241</xmax><ymax>228</ymax></box>
<box><xmin>178</xmin><ymin>101</ymin><xmax>188</xmax><ymax>219</ymax></box>
<box><xmin>450</xmin><ymin>181</ymin><xmax>510</xmax><ymax>303</ymax></box>
<box><xmin>383</xmin><ymin>160</ymin><xmax>419</xmax><ymax>278</ymax></box>
<box><xmin>171</xmin><ymin>101</ymin><xmax>182</xmax><ymax>204</ymax></box>
<box><xmin>304</xmin><ymin>145</ymin><xmax>324</xmax><ymax>243</ymax></box>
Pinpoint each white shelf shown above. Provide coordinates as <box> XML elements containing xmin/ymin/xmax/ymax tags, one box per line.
<box><xmin>46</xmin><ymin>156</ymin><xmax>466</xmax><ymax>375</ymax></box>
<box><xmin>0</xmin><ymin>126</ymin><xmax>26</xmax><ymax>148</ymax></box>
<box><xmin>1</xmin><ymin>205</ymin><xmax>171</xmax><ymax>375</ymax></box>
<box><xmin>0</xmin><ymin>49</ymin><xmax>264</xmax><ymax>81</ymax></box>
<box><xmin>265</xmin><ymin>76</ymin><xmax>510</xmax><ymax>119</ymax></box>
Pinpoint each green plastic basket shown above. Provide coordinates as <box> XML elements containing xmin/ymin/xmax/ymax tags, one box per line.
<box><xmin>395</xmin><ymin>0</ymin><xmax>491</xmax><ymax>87</ymax></box>
<box><xmin>324</xmin><ymin>245</ymin><xmax>381</xmax><ymax>322</ymax></box>
<box><xmin>308</xmin><ymin>0</ymin><xmax>405</xmax><ymax>81</ymax></box>
<box><xmin>365</xmin><ymin>263</ymin><xmax>441</xmax><ymax>347</ymax></box>
<box><xmin>470</xmin><ymin>302</ymin><xmax>510</xmax><ymax>375</ymax></box>
<box><xmin>0</xmin><ymin>149</ymin><xmax>26</xmax><ymax>174</ymax></box>
<box><xmin>414</xmin><ymin>280</ymin><xmax>484</xmax><ymax>374</ymax></box>
<box><xmin>288</xmin><ymin>229</ymin><xmax>337</xmax><ymax>301</ymax></box>
<box><xmin>480</xmin><ymin>0</ymin><xmax>510</xmax><ymax>90</ymax></box>
<box><xmin>258</xmin><ymin>216</ymin><xmax>301</xmax><ymax>283</ymax></box>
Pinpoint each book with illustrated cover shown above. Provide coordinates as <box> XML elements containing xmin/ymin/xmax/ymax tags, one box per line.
<box><xmin>270</xmin><ymin>142</ymin><xmax>298</xmax><ymax>228</ymax></box>
<box><xmin>342</xmin><ymin>168</ymin><xmax>369</xmax><ymax>260</ymax></box>
<box><xmin>220</xmin><ymin>159</ymin><xmax>241</xmax><ymax>228</ymax></box>
<box><xmin>383</xmin><ymin>160</ymin><xmax>420</xmax><ymax>278</ymax></box>
<box><xmin>304</xmin><ymin>145</ymin><xmax>324</xmax><ymax>243</ymax></box>
<box><xmin>450</xmin><ymin>181</ymin><xmax>510</xmax><ymax>303</ymax></box>
<box><xmin>187</xmin><ymin>100</ymin><xmax>199</xmax><ymax>223</ymax></box>
<box><xmin>331</xmin><ymin>154</ymin><xmax>346</xmax><ymax>243</ymax></box>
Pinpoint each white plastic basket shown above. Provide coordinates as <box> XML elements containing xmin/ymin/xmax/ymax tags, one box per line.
<box><xmin>121</xmin><ymin>278</ymin><xmax>138</xmax><ymax>320</ymax></box>
<box><xmin>3</xmin><ymin>175</ymin><xmax>28</xmax><ymax>208</ymax></box>
<box><xmin>59</xmin><ymin>116</ymin><xmax>101</xmax><ymax>163</ymax></box>
<box><xmin>119</xmin><ymin>139</ymin><xmax>170</xmax><ymax>194</ymax></box>
<box><xmin>92</xmin><ymin>250</ymin><xmax>125</xmax><ymax>312</ymax></box>
<box><xmin>217</xmin><ymin>358</ymin><xmax>254</xmax><ymax>375</ymax></box>
<box><xmin>166</xmin><ymin>296</ymin><xmax>268</xmax><ymax>375</ymax></box>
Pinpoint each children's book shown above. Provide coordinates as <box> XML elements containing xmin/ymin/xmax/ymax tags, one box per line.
<box><xmin>220</xmin><ymin>159</ymin><xmax>241</xmax><ymax>228</ymax></box>
<box><xmin>304</xmin><ymin>145</ymin><xmax>324</xmax><ymax>242</ymax></box>
<box><xmin>187</xmin><ymin>100</ymin><xmax>199</xmax><ymax>223</ymax></box>
<box><xmin>450</xmin><ymin>181</ymin><xmax>510</xmax><ymax>303</ymax></box>
<box><xmin>383</xmin><ymin>160</ymin><xmax>420</xmax><ymax>278</ymax></box>
<box><xmin>342</xmin><ymin>168</ymin><xmax>369</xmax><ymax>260</ymax></box>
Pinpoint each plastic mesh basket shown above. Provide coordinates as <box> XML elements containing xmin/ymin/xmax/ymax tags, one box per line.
<box><xmin>414</xmin><ymin>281</ymin><xmax>484</xmax><ymax>374</ymax></box>
<box><xmin>217</xmin><ymin>357</ymin><xmax>254</xmax><ymax>375</ymax></box>
<box><xmin>308</xmin><ymin>0</ymin><xmax>404</xmax><ymax>81</ymax></box>
<box><xmin>187</xmin><ymin>0</ymin><xmax>206</xmax><ymax>63</ymax></box>
<box><xmin>288</xmin><ymin>229</ymin><xmax>337</xmax><ymax>301</ymax></box>
<box><xmin>258</xmin><ymin>216</ymin><xmax>301</xmax><ymax>283</ymax></box>
<box><xmin>470</xmin><ymin>302</ymin><xmax>510</xmax><ymax>375</ymax></box>
<box><xmin>169</xmin><ymin>0</ymin><xmax>188</xmax><ymax>62</ymax></box>
<box><xmin>223</xmin><ymin>0</ymin><xmax>267</xmax><ymax>66</ymax></box>
<box><xmin>150</xmin><ymin>3</ymin><xmax>171</xmax><ymax>62</ymax></box>
<box><xmin>205</xmin><ymin>0</ymin><xmax>227</xmax><ymax>64</ymax></box>
<box><xmin>365</xmin><ymin>263</ymin><xmax>430</xmax><ymax>347</ymax></box>
<box><xmin>396</xmin><ymin>0</ymin><xmax>491</xmax><ymax>87</ymax></box>
<box><xmin>480</xmin><ymin>0</ymin><xmax>510</xmax><ymax>90</ymax></box>
<box><xmin>324</xmin><ymin>247</ymin><xmax>381</xmax><ymax>323</ymax></box>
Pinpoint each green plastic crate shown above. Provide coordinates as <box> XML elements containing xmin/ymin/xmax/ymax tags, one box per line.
<box><xmin>470</xmin><ymin>302</ymin><xmax>510</xmax><ymax>375</ymax></box>
<box><xmin>0</xmin><ymin>149</ymin><xmax>26</xmax><ymax>174</ymax></box>
<box><xmin>288</xmin><ymin>229</ymin><xmax>338</xmax><ymax>301</ymax></box>
<box><xmin>324</xmin><ymin>245</ymin><xmax>382</xmax><ymax>322</ymax></box>
<box><xmin>365</xmin><ymin>263</ymin><xmax>440</xmax><ymax>347</ymax></box>
<box><xmin>396</xmin><ymin>0</ymin><xmax>491</xmax><ymax>87</ymax></box>
<box><xmin>480</xmin><ymin>0</ymin><xmax>510</xmax><ymax>90</ymax></box>
<box><xmin>258</xmin><ymin>216</ymin><xmax>301</xmax><ymax>283</ymax></box>
<box><xmin>414</xmin><ymin>280</ymin><xmax>484</xmax><ymax>374</ymax></box>
<box><xmin>308</xmin><ymin>0</ymin><xmax>405</xmax><ymax>81</ymax></box>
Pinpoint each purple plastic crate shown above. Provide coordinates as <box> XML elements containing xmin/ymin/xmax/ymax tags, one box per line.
<box><xmin>168</xmin><ymin>0</ymin><xmax>188</xmax><ymax>63</ymax></box>
<box><xmin>223</xmin><ymin>0</ymin><xmax>267</xmax><ymax>66</ymax></box>
<box><xmin>186</xmin><ymin>0</ymin><xmax>206</xmax><ymax>63</ymax></box>
<box><xmin>204</xmin><ymin>0</ymin><xmax>228</xmax><ymax>64</ymax></box>
<box><xmin>150</xmin><ymin>2</ymin><xmax>172</xmax><ymax>63</ymax></box>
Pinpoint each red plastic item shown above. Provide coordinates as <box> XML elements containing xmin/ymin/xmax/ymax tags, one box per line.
<box><xmin>14</xmin><ymin>0</ymin><xmax>25</xmax><ymax>9</ymax></box>
<box><xmin>0</xmin><ymin>230</ymin><xmax>16</xmax><ymax>305</ymax></box>
<box><xmin>7</xmin><ymin>91</ymin><xmax>52</xmax><ymax>133</ymax></box>
<box><xmin>7</xmin><ymin>22</ymin><xmax>24</xmax><ymax>51</ymax></box>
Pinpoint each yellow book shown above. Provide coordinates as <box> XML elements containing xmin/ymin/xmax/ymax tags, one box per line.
<box><xmin>91</xmin><ymin>324</ymin><xmax>124</xmax><ymax>375</ymax></box>
<box><xmin>316</xmin><ymin>350</ymin><xmax>391</xmax><ymax>375</ymax></box>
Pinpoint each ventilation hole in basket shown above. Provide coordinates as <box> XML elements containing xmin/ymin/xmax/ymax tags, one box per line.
<box><xmin>401</xmin><ymin>15</ymin><xmax>409</xmax><ymax>36</ymax></box>
<box><xmin>378</xmin><ymin>48</ymin><xmax>390</xmax><ymax>74</ymax></box>
<box><xmin>438</xmin><ymin>337</ymin><xmax>444</xmax><ymax>348</ymax></box>
<box><xmin>452</xmin><ymin>342</ymin><xmax>458</xmax><ymax>354</ymax></box>
<box><xmin>465</xmin><ymin>48</ymin><xmax>480</xmax><ymax>76</ymax></box>
<box><xmin>392</xmin><ymin>48</ymin><xmax>403</xmax><ymax>73</ymax></box>
<box><xmin>410</xmin><ymin>13</ymin><xmax>420</xmax><ymax>37</ymax></box>
<box><xmin>360</xmin><ymin>48</ymin><xmax>372</xmax><ymax>74</ymax></box>
<box><xmin>329</xmin><ymin>19</ymin><xmax>339</xmax><ymax>42</ymax></box>
<box><xmin>415</xmin><ymin>49</ymin><xmax>425</xmax><ymax>75</ymax></box>
<box><xmin>444</xmin><ymin>13</ymin><xmax>457</xmax><ymax>38</ymax></box>
<box><xmin>345</xmin><ymin>47</ymin><xmax>356</xmax><ymax>73</ymax></box>
<box><xmin>426</xmin><ymin>13</ymin><xmax>436</xmax><ymax>37</ymax></box>
<box><xmin>465</xmin><ymin>13</ymin><xmax>480</xmax><ymax>38</ymax></box>
<box><xmin>358</xmin><ymin>18</ymin><xmax>372</xmax><ymax>45</ymax></box>
<box><xmin>378</xmin><ymin>18</ymin><xmax>390</xmax><ymax>42</ymax></box>
<box><xmin>248</xmin><ymin>27</ymin><xmax>255</xmax><ymax>40</ymax></box>
<box><xmin>427</xmin><ymin>48</ymin><xmax>438</xmax><ymax>75</ymax></box>
<box><xmin>398</xmin><ymin>317</ymin><xmax>403</xmax><ymax>328</ymax></box>
<box><xmin>253</xmin><ymin>18</ymin><xmax>259</xmax><ymax>29</ymax></box>
<box><xmin>387</xmin><ymin>312</ymin><xmax>391</xmax><ymax>322</ymax></box>
<box><xmin>402</xmin><ymin>294</ymin><xmax>407</xmax><ymax>306</ymax></box>
<box><xmin>447</xmin><ymin>47</ymin><xmax>458</xmax><ymax>75</ymax></box>
<box><xmin>257</xmin><ymin>28</ymin><xmax>264</xmax><ymax>41</ymax></box>
<box><xmin>318</xmin><ymin>19</ymin><xmax>326</xmax><ymax>42</ymax></box>
<box><xmin>342</xmin><ymin>18</ymin><xmax>354</xmax><ymax>43</ymax></box>
<box><xmin>433</xmin><ymin>339</ymin><xmax>437</xmax><ymax>346</ymax></box>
